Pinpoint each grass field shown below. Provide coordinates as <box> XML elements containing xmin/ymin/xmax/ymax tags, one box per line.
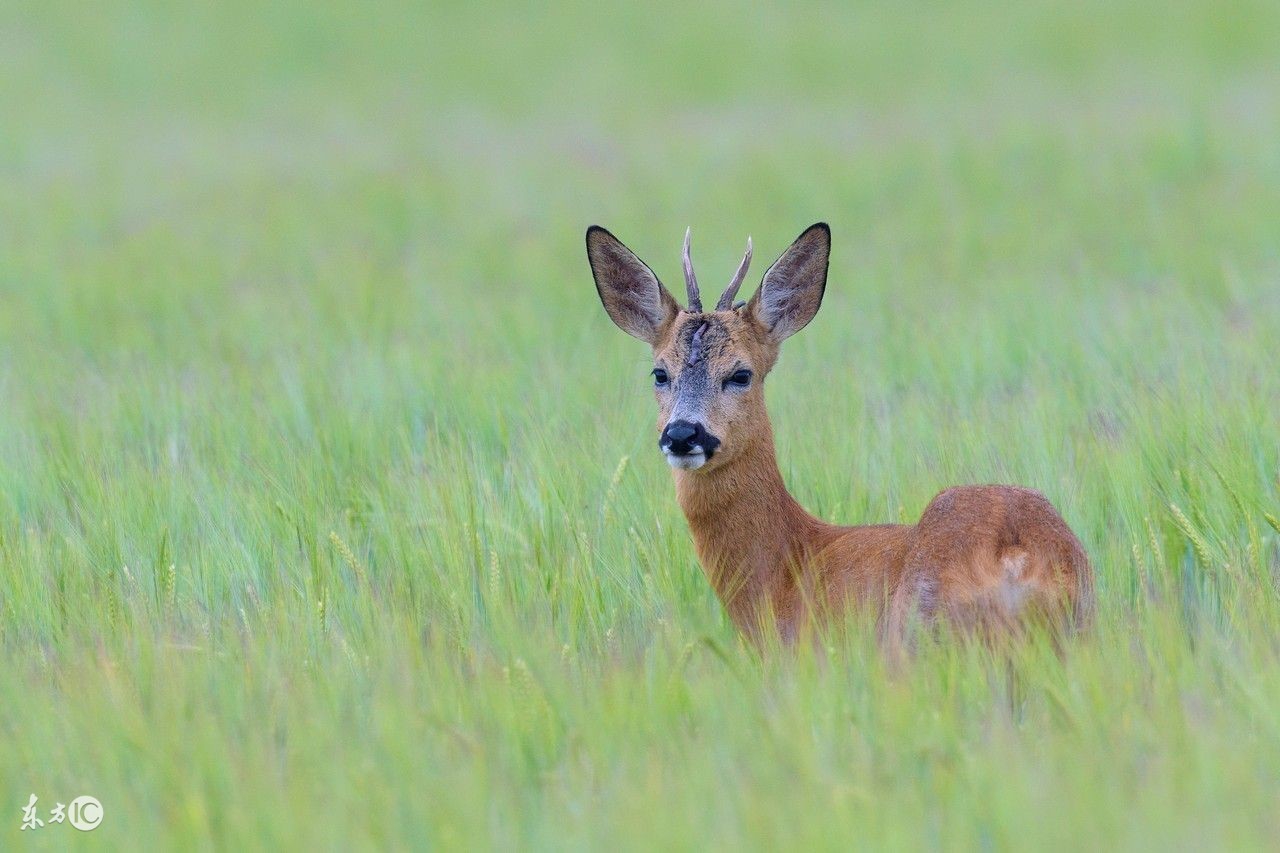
<box><xmin>3</xmin><ymin>1</ymin><xmax>1280</xmax><ymax>848</ymax></box>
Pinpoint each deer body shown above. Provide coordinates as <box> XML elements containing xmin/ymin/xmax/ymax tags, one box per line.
<box><xmin>674</xmin><ymin>418</ymin><xmax>909</xmax><ymax>641</ymax></box>
<box><xmin>587</xmin><ymin>223</ymin><xmax>1094</xmax><ymax>648</ymax></box>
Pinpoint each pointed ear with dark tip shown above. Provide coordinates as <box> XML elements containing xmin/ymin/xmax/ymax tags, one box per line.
<box><xmin>747</xmin><ymin>223</ymin><xmax>830</xmax><ymax>342</ymax></box>
<box><xmin>586</xmin><ymin>226</ymin><xmax>681</xmax><ymax>344</ymax></box>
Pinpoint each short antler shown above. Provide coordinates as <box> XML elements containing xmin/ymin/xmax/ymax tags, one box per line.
<box><xmin>682</xmin><ymin>227</ymin><xmax>702</xmax><ymax>312</ymax></box>
<box><xmin>716</xmin><ymin>236</ymin><xmax>753</xmax><ymax>311</ymax></box>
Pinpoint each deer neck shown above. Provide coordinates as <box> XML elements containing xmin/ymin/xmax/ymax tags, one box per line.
<box><xmin>672</xmin><ymin>416</ymin><xmax>818</xmax><ymax>627</ymax></box>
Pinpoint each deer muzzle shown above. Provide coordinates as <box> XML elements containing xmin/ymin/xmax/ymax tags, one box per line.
<box><xmin>659</xmin><ymin>419</ymin><xmax>720</xmax><ymax>470</ymax></box>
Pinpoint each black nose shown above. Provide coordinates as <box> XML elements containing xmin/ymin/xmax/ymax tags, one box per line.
<box><xmin>661</xmin><ymin>420</ymin><xmax>701</xmax><ymax>455</ymax></box>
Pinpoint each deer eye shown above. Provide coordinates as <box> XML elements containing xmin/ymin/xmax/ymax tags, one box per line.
<box><xmin>652</xmin><ymin>368</ymin><xmax>669</xmax><ymax>387</ymax></box>
<box><xmin>725</xmin><ymin>369</ymin><xmax>752</xmax><ymax>389</ymax></box>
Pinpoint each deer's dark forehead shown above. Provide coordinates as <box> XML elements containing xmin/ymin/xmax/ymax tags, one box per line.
<box><xmin>674</xmin><ymin>316</ymin><xmax>735</xmax><ymax>367</ymax></box>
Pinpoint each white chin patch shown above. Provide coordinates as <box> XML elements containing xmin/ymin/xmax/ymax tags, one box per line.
<box><xmin>664</xmin><ymin>450</ymin><xmax>707</xmax><ymax>470</ymax></box>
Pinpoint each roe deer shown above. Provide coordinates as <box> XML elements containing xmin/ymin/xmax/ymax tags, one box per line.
<box><xmin>586</xmin><ymin>223</ymin><xmax>1095</xmax><ymax>652</ymax></box>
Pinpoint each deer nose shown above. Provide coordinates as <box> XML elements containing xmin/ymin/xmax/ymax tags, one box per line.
<box><xmin>661</xmin><ymin>421</ymin><xmax>701</xmax><ymax>455</ymax></box>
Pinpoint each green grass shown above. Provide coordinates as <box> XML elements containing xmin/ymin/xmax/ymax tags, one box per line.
<box><xmin>3</xmin><ymin>0</ymin><xmax>1280</xmax><ymax>848</ymax></box>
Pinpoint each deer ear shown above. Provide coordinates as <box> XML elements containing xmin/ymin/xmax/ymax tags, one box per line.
<box><xmin>747</xmin><ymin>223</ymin><xmax>830</xmax><ymax>342</ymax></box>
<box><xmin>586</xmin><ymin>226</ymin><xmax>680</xmax><ymax>344</ymax></box>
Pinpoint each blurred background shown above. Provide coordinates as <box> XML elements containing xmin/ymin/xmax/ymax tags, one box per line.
<box><xmin>6</xmin><ymin>1</ymin><xmax>1278</xmax><ymax>306</ymax></box>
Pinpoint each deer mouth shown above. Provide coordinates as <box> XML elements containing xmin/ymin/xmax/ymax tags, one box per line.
<box><xmin>664</xmin><ymin>447</ymin><xmax>708</xmax><ymax>470</ymax></box>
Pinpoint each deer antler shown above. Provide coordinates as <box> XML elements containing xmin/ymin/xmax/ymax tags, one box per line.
<box><xmin>716</xmin><ymin>236</ymin><xmax>753</xmax><ymax>311</ymax></box>
<box><xmin>681</xmin><ymin>227</ymin><xmax>702</xmax><ymax>311</ymax></box>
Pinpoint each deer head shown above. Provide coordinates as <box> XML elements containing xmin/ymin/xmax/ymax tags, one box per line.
<box><xmin>587</xmin><ymin>223</ymin><xmax>830</xmax><ymax>472</ymax></box>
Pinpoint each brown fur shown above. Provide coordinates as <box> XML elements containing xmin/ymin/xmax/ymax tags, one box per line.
<box><xmin>587</xmin><ymin>224</ymin><xmax>1095</xmax><ymax>652</ymax></box>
